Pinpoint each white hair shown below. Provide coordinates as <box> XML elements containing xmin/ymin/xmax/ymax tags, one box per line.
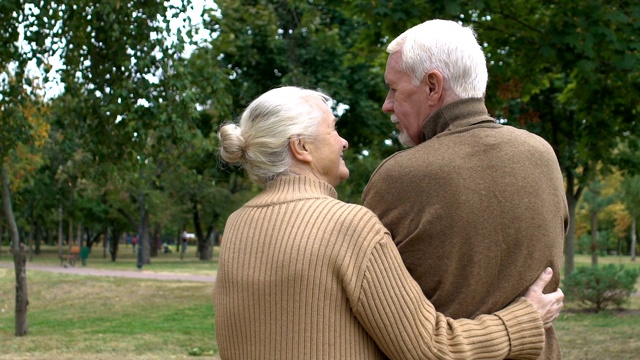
<box><xmin>387</xmin><ymin>19</ymin><xmax>488</xmax><ymax>98</ymax></box>
<box><xmin>218</xmin><ymin>86</ymin><xmax>332</xmax><ymax>185</ymax></box>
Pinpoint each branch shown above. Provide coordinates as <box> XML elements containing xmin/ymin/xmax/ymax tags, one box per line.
<box><xmin>495</xmin><ymin>0</ymin><xmax>544</xmax><ymax>34</ymax></box>
<box><xmin>116</xmin><ymin>207</ymin><xmax>137</xmax><ymax>230</ymax></box>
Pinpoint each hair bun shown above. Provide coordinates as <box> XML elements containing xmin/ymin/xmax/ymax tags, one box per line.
<box><xmin>218</xmin><ymin>123</ymin><xmax>246</xmax><ymax>164</ymax></box>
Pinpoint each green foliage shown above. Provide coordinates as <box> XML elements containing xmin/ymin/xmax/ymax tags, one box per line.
<box><xmin>0</xmin><ymin>1</ymin><xmax>51</xmax><ymax>160</ymax></box>
<box><xmin>621</xmin><ymin>175</ymin><xmax>640</xmax><ymax>218</ymax></box>
<box><xmin>31</xmin><ymin>0</ymin><xmax>215</xmax><ymax>265</ymax></box>
<box><xmin>484</xmin><ymin>0</ymin><xmax>640</xmax><ymax>176</ymax></box>
<box><xmin>459</xmin><ymin>0</ymin><xmax>640</xmax><ymax>276</ymax></box>
<box><xmin>202</xmin><ymin>0</ymin><xmax>401</xmax><ymax>170</ymax></box>
<box><xmin>576</xmin><ymin>233</ymin><xmax>612</xmax><ymax>255</ymax></box>
<box><xmin>564</xmin><ymin>264</ymin><xmax>639</xmax><ymax>312</ymax></box>
<box><xmin>3</xmin><ymin>0</ymin><xmax>640</xmax><ymax>276</ymax></box>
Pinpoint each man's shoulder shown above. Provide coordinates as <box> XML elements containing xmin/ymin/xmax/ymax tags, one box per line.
<box><xmin>364</xmin><ymin>153</ymin><xmax>401</xmax><ymax>195</ymax></box>
<box><xmin>370</xmin><ymin>147</ymin><xmax>421</xmax><ymax>175</ymax></box>
<box><xmin>499</xmin><ymin>124</ymin><xmax>551</xmax><ymax>143</ymax></box>
<box><xmin>499</xmin><ymin>126</ymin><xmax>559</xmax><ymax>160</ymax></box>
<box><xmin>362</xmin><ymin>148</ymin><xmax>424</xmax><ymax>203</ymax></box>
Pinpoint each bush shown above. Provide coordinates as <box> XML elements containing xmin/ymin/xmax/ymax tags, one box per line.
<box><xmin>564</xmin><ymin>264</ymin><xmax>639</xmax><ymax>312</ymax></box>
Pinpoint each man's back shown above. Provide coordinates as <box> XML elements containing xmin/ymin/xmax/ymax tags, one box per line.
<box><xmin>363</xmin><ymin>105</ymin><xmax>568</xmax><ymax>359</ymax></box>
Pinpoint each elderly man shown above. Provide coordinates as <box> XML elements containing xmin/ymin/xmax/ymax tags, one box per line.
<box><xmin>363</xmin><ymin>20</ymin><xmax>568</xmax><ymax>359</ymax></box>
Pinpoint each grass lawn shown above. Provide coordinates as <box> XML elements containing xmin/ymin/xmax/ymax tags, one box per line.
<box><xmin>11</xmin><ymin>243</ymin><xmax>220</xmax><ymax>275</ymax></box>
<box><xmin>1</xmin><ymin>245</ymin><xmax>639</xmax><ymax>359</ymax></box>
<box><xmin>555</xmin><ymin>254</ymin><xmax>640</xmax><ymax>360</ymax></box>
<box><xmin>0</xmin><ymin>244</ymin><xmax>218</xmax><ymax>360</ymax></box>
<box><xmin>0</xmin><ymin>271</ymin><xmax>217</xmax><ymax>360</ymax></box>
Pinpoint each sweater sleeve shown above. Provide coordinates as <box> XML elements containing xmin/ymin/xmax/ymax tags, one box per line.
<box><xmin>352</xmin><ymin>238</ymin><xmax>544</xmax><ymax>360</ymax></box>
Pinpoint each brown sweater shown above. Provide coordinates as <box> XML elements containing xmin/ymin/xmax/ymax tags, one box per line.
<box><xmin>363</xmin><ymin>98</ymin><xmax>568</xmax><ymax>359</ymax></box>
<box><xmin>213</xmin><ymin>175</ymin><xmax>546</xmax><ymax>359</ymax></box>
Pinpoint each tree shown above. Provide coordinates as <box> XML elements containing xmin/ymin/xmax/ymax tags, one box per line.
<box><xmin>3</xmin><ymin>100</ymin><xmax>51</xmax><ymax>336</ymax></box>
<box><xmin>47</xmin><ymin>0</ymin><xmax>203</xmax><ymax>267</ymax></box>
<box><xmin>357</xmin><ymin>0</ymin><xmax>640</xmax><ymax>276</ymax></box>
<box><xmin>621</xmin><ymin>175</ymin><xmax>640</xmax><ymax>261</ymax></box>
<box><xmin>5</xmin><ymin>1</ymin><xmax>639</xmax><ymax>282</ymax></box>
<box><xmin>457</xmin><ymin>0</ymin><xmax>640</xmax><ymax>276</ymax></box>
<box><xmin>199</xmin><ymin>3</ymin><xmax>640</xmax><ymax>275</ymax></box>
<box><xmin>1</xmin><ymin>161</ymin><xmax>27</xmax><ymax>336</ymax></box>
<box><xmin>580</xmin><ymin>178</ymin><xmax>616</xmax><ymax>265</ymax></box>
<box><xmin>0</xmin><ymin>0</ymin><xmax>54</xmax><ymax>336</ymax></box>
<box><xmin>200</xmin><ymin>0</ymin><xmax>402</xmax><ymax>204</ymax></box>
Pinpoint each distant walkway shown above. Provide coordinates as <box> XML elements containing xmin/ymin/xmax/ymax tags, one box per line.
<box><xmin>0</xmin><ymin>261</ymin><xmax>215</xmax><ymax>283</ymax></box>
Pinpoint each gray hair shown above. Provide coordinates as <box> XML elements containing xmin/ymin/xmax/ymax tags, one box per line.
<box><xmin>387</xmin><ymin>19</ymin><xmax>488</xmax><ymax>98</ymax></box>
<box><xmin>218</xmin><ymin>86</ymin><xmax>332</xmax><ymax>185</ymax></box>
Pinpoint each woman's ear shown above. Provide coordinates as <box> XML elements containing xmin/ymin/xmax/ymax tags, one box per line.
<box><xmin>289</xmin><ymin>137</ymin><xmax>313</xmax><ymax>163</ymax></box>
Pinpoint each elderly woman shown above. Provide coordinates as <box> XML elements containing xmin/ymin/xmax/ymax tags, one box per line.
<box><xmin>213</xmin><ymin>86</ymin><xmax>563</xmax><ymax>360</ymax></box>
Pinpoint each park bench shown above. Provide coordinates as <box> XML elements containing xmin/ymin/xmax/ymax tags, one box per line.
<box><xmin>59</xmin><ymin>246</ymin><xmax>81</xmax><ymax>267</ymax></box>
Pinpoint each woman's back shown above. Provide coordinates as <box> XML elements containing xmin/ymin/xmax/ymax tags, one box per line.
<box><xmin>213</xmin><ymin>176</ymin><xmax>388</xmax><ymax>359</ymax></box>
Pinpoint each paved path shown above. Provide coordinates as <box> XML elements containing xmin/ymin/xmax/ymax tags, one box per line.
<box><xmin>0</xmin><ymin>261</ymin><xmax>215</xmax><ymax>283</ymax></box>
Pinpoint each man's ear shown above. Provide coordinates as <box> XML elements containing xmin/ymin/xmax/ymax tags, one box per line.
<box><xmin>289</xmin><ymin>137</ymin><xmax>313</xmax><ymax>163</ymax></box>
<box><xmin>423</xmin><ymin>70</ymin><xmax>444</xmax><ymax>105</ymax></box>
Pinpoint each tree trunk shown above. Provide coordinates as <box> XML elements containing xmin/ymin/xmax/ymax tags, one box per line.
<box><xmin>68</xmin><ymin>187</ymin><xmax>74</xmax><ymax>247</ymax></box>
<box><xmin>110</xmin><ymin>228</ymin><xmax>120</xmax><ymax>262</ymax></box>
<box><xmin>565</xmin><ymin>188</ymin><xmax>577</xmax><ymax>278</ymax></box>
<box><xmin>34</xmin><ymin>222</ymin><xmax>41</xmax><ymax>255</ymax></box>
<box><xmin>27</xmin><ymin>219</ymin><xmax>34</xmax><ymax>262</ymax></box>
<box><xmin>76</xmin><ymin>223</ymin><xmax>82</xmax><ymax>247</ymax></box>
<box><xmin>0</xmin><ymin>209</ymin><xmax>3</xmax><ymax>261</ymax></box>
<box><xmin>214</xmin><ymin>228</ymin><xmax>220</xmax><ymax>247</ymax></box>
<box><xmin>192</xmin><ymin>200</ymin><xmax>211</xmax><ymax>261</ymax></box>
<box><xmin>103</xmin><ymin>231</ymin><xmax>107</xmax><ymax>259</ymax></box>
<box><xmin>137</xmin><ymin>208</ymin><xmax>151</xmax><ymax>267</ymax></box>
<box><xmin>58</xmin><ymin>207</ymin><xmax>63</xmax><ymax>258</ymax></box>
<box><xmin>631</xmin><ymin>217</ymin><xmax>637</xmax><ymax>261</ymax></box>
<box><xmin>46</xmin><ymin>224</ymin><xmax>52</xmax><ymax>246</ymax></box>
<box><xmin>204</xmin><ymin>225</ymin><xmax>216</xmax><ymax>259</ymax></box>
<box><xmin>136</xmin><ymin>189</ymin><xmax>145</xmax><ymax>269</ymax></box>
<box><xmin>591</xmin><ymin>210</ymin><xmax>599</xmax><ymax>266</ymax></box>
<box><xmin>176</xmin><ymin>230</ymin><xmax>182</xmax><ymax>254</ymax></box>
<box><xmin>150</xmin><ymin>222</ymin><xmax>160</xmax><ymax>257</ymax></box>
<box><xmin>143</xmin><ymin>210</ymin><xmax>151</xmax><ymax>264</ymax></box>
<box><xmin>13</xmin><ymin>243</ymin><xmax>28</xmax><ymax>336</ymax></box>
<box><xmin>2</xmin><ymin>164</ymin><xmax>28</xmax><ymax>336</ymax></box>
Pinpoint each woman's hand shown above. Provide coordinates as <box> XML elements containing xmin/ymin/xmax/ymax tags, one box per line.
<box><xmin>524</xmin><ymin>267</ymin><xmax>564</xmax><ymax>329</ymax></box>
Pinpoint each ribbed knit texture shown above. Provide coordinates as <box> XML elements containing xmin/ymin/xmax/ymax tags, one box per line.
<box><xmin>363</xmin><ymin>98</ymin><xmax>568</xmax><ymax>360</ymax></box>
<box><xmin>213</xmin><ymin>175</ymin><xmax>545</xmax><ymax>359</ymax></box>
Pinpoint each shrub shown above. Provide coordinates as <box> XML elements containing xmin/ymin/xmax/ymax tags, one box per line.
<box><xmin>564</xmin><ymin>264</ymin><xmax>639</xmax><ymax>312</ymax></box>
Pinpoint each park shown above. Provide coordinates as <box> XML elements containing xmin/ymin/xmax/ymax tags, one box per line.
<box><xmin>1</xmin><ymin>246</ymin><xmax>639</xmax><ymax>359</ymax></box>
<box><xmin>2</xmin><ymin>0</ymin><xmax>640</xmax><ymax>359</ymax></box>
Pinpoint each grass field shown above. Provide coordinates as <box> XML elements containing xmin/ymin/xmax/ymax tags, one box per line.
<box><xmin>0</xmin><ymin>245</ymin><xmax>218</xmax><ymax>360</ymax></box>
<box><xmin>1</xmin><ymin>245</ymin><xmax>639</xmax><ymax>359</ymax></box>
<box><xmin>555</xmin><ymin>255</ymin><xmax>640</xmax><ymax>360</ymax></box>
<box><xmin>14</xmin><ymin>243</ymin><xmax>220</xmax><ymax>275</ymax></box>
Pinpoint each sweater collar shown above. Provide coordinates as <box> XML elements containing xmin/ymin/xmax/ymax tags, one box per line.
<box><xmin>422</xmin><ymin>98</ymin><xmax>495</xmax><ymax>141</ymax></box>
<box><xmin>246</xmin><ymin>175</ymin><xmax>338</xmax><ymax>207</ymax></box>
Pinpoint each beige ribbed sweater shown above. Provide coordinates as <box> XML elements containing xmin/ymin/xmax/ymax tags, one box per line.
<box><xmin>213</xmin><ymin>175</ymin><xmax>545</xmax><ymax>359</ymax></box>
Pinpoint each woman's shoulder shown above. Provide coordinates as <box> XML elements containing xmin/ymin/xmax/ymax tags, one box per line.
<box><xmin>322</xmin><ymin>197</ymin><xmax>378</xmax><ymax>216</ymax></box>
<box><xmin>320</xmin><ymin>198</ymin><xmax>389</xmax><ymax>236</ymax></box>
